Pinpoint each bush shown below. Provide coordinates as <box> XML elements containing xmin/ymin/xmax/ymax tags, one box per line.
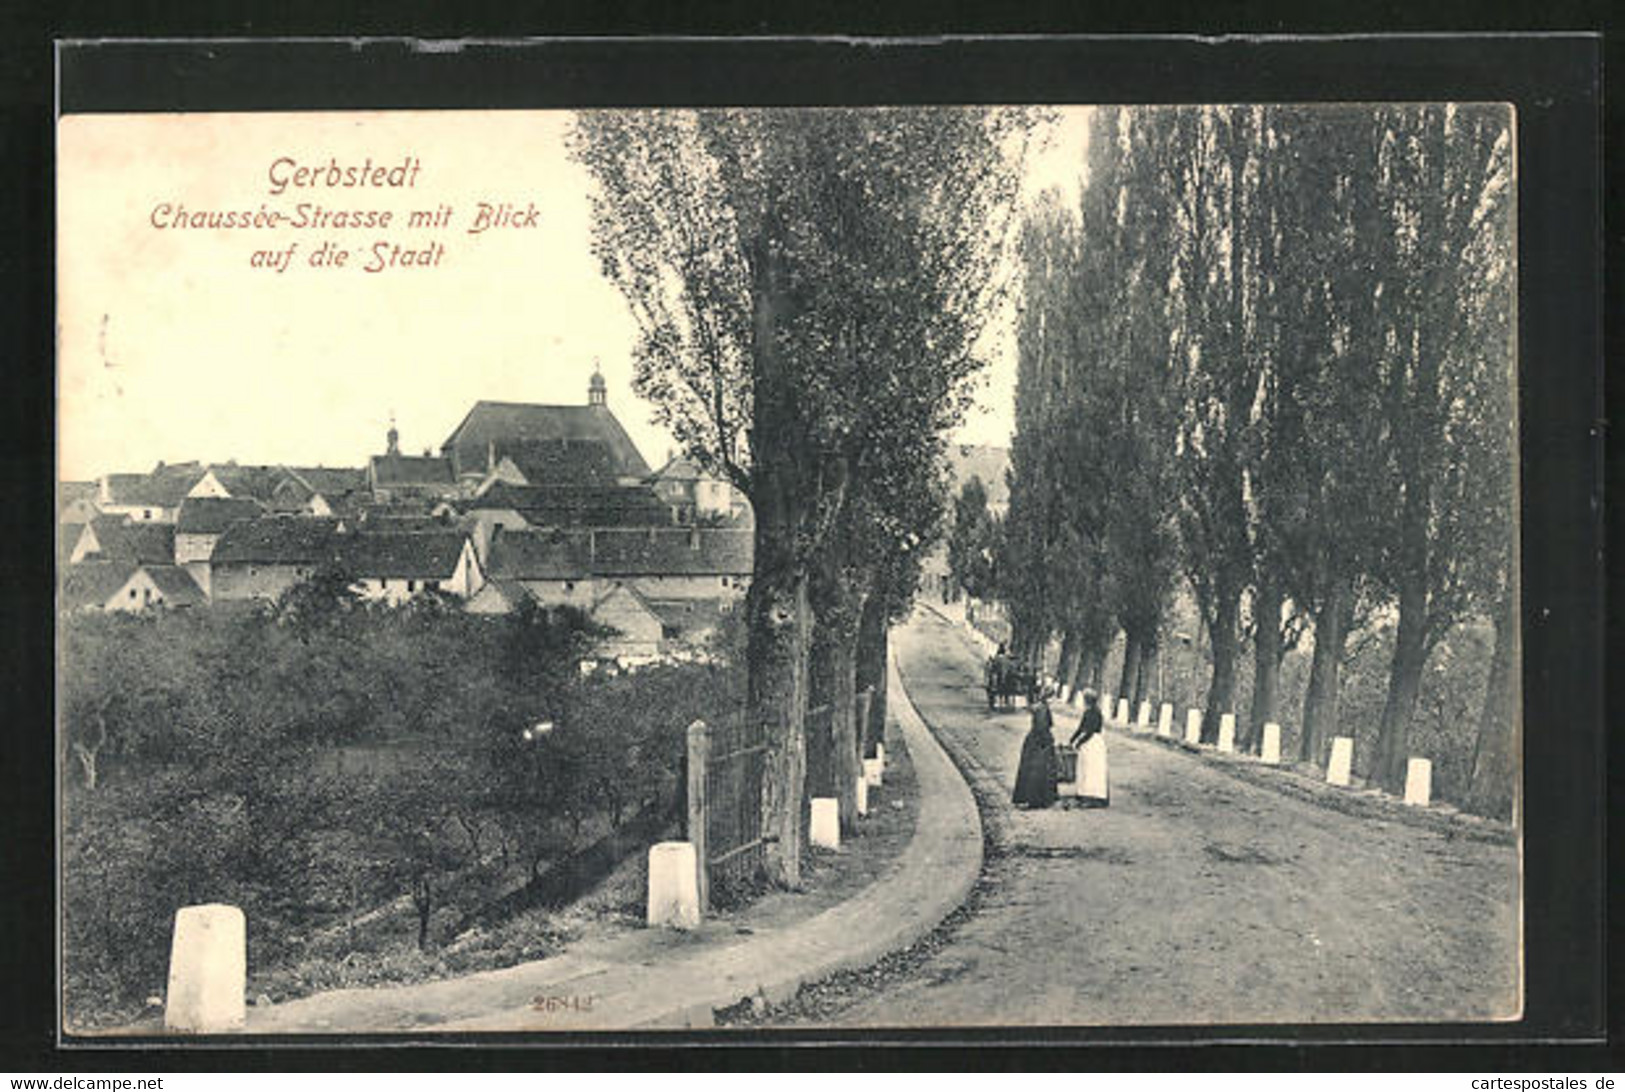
<box><xmin>58</xmin><ymin>603</ymin><xmax>744</xmax><ymax>1028</ymax></box>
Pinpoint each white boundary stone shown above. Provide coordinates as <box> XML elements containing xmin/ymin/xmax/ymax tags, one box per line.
<box><xmin>1157</xmin><ymin>703</ymin><xmax>1173</xmax><ymax>736</ymax></box>
<box><xmin>1136</xmin><ymin>701</ymin><xmax>1152</xmax><ymax>730</ymax></box>
<box><xmin>1261</xmin><ymin>722</ymin><xmax>1282</xmax><ymax>765</ymax></box>
<box><xmin>646</xmin><ymin>843</ymin><xmax>701</xmax><ymax>929</ymax></box>
<box><xmin>864</xmin><ymin>757</ymin><xmax>883</xmax><ymax>788</ymax></box>
<box><xmin>1327</xmin><ymin>737</ymin><xmax>1354</xmax><ymax>787</ymax></box>
<box><xmin>1115</xmin><ymin>697</ymin><xmax>1130</xmax><ymax>725</ymax></box>
<box><xmin>1217</xmin><ymin>713</ymin><xmax>1236</xmax><ymax>753</ymax></box>
<box><xmin>811</xmin><ymin>797</ymin><xmax>840</xmax><ymax>849</ymax></box>
<box><xmin>165</xmin><ymin>904</ymin><xmax>246</xmax><ymax>1033</ymax></box>
<box><xmin>1185</xmin><ymin>708</ymin><xmax>1202</xmax><ymax>745</ymax></box>
<box><xmin>855</xmin><ymin>775</ymin><xmax>869</xmax><ymax>816</ymax></box>
<box><xmin>1404</xmin><ymin>757</ymin><xmax>1433</xmax><ymax>806</ymax></box>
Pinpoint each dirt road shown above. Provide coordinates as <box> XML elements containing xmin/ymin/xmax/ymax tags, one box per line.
<box><xmin>776</xmin><ymin>608</ymin><xmax>1520</xmax><ymax>1027</ymax></box>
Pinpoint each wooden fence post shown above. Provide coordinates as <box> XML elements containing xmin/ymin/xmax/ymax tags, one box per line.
<box><xmin>686</xmin><ymin>719</ymin><xmax>710</xmax><ymax>913</ymax></box>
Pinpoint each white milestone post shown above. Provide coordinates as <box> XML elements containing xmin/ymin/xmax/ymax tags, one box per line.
<box><xmin>1217</xmin><ymin>713</ymin><xmax>1236</xmax><ymax>753</ymax></box>
<box><xmin>1158</xmin><ymin>702</ymin><xmax>1173</xmax><ymax>737</ymax></box>
<box><xmin>646</xmin><ymin>842</ymin><xmax>702</xmax><ymax>929</ymax></box>
<box><xmin>1261</xmin><ymin>722</ymin><xmax>1282</xmax><ymax>765</ymax></box>
<box><xmin>164</xmin><ymin>904</ymin><xmax>247</xmax><ymax>1033</ymax></box>
<box><xmin>1115</xmin><ymin>697</ymin><xmax>1130</xmax><ymax>726</ymax></box>
<box><xmin>1327</xmin><ymin>737</ymin><xmax>1354</xmax><ymax>787</ymax></box>
<box><xmin>1185</xmin><ymin>708</ymin><xmax>1202</xmax><ymax>745</ymax></box>
<box><xmin>1137</xmin><ymin>700</ymin><xmax>1152</xmax><ymax>730</ymax></box>
<box><xmin>1404</xmin><ymin>758</ymin><xmax>1433</xmax><ymax>806</ymax></box>
<box><xmin>811</xmin><ymin>797</ymin><xmax>841</xmax><ymax>849</ymax></box>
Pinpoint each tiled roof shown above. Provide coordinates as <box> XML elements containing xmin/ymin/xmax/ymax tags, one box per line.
<box><xmin>58</xmin><ymin>481</ymin><xmax>98</xmax><ymax>519</ymax></box>
<box><xmin>590</xmin><ymin>528</ymin><xmax>753</xmax><ymax>577</ymax></box>
<box><xmin>139</xmin><ymin>565</ymin><xmax>206</xmax><ymax>606</ymax></box>
<box><xmin>470</xmin><ymin>482</ymin><xmax>673</xmax><ymax>527</ymax></box>
<box><xmin>484</xmin><ymin>529</ymin><xmax>594</xmax><ymax>581</ymax></box>
<box><xmin>442</xmin><ymin>400</ymin><xmax>651</xmax><ymax>480</ymax></box>
<box><xmin>102</xmin><ymin>463</ymin><xmax>205</xmax><ymax>508</ymax></box>
<box><xmin>642</xmin><ymin>596</ymin><xmax>732</xmax><ymax>631</ymax></box>
<box><xmin>211</xmin><ymin>518</ymin><xmax>342</xmax><ymax>565</ymax></box>
<box><xmin>80</xmin><ymin>517</ymin><xmax>176</xmax><ymax>564</ymax></box>
<box><xmin>59</xmin><ymin>561</ymin><xmax>139</xmax><ymax>611</ymax></box>
<box><xmin>485</xmin><ymin>527</ymin><xmax>752</xmax><ymax>581</ymax></box>
<box><xmin>284</xmin><ymin>466</ymin><xmax>368</xmax><ymax>496</ymax></box>
<box><xmin>204</xmin><ymin>464</ymin><xmax>289</xmax><ymax>503</ymax></box>
<box><xmin>337</xmin><ymin>531</ymin><xmax>469</xmax><ymax>580</ymax></box>
<box><xmin>176</xmin><ymin>496</ymin><xmax>265</xmax><ymax>535</ymax></box>
<box><xmin>494</xmin><ymin>439</ymin><xmax>621</xmax><ymax>486</ymax></box>
<box><xmin>369</xmin><ymin>454</ymin><xmax>456</xmax><ymax>487</ymax></box>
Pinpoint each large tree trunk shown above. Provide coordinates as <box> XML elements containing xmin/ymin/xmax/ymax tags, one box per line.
<box><xmin>1204</xmin><ymin>586</ymin><xmax>1241</xmax><ymax>744</ymax></box>
<box><xmin>1246</xmin><ymin>577</ymin><xmax>1283</xmax><ymax>754</ymax></box>
<box><xmin>1299</xmin><ymin>574</ymin><xmax>1353</xmax><ymax>766</ymax></box>
<box><xmin>1057</xmin><ymin>631</ymin><xmax>1080</xmax><ymax>693</ymax></box>
<box><xmin>745</xmin><ymin>226</ymin><xmax>811</xmax><ymax>890</ymax></box>
<box><xmin>1373</xmin><ymin>566</ymin><xmax>1430</xmax><ymax>792</ymax></box>
<box><xmin>1133</xmin><ymin>643</ymin><xmax>1154</xmax><ymax>710</ymax></box>
<box><xmin>1117</xmin><ymin>636</ymin><xmax>1142</xmax><ymax>711</ymax></box>
<box><xmin>809</xmin><ymin>566</ymin><xmax>865</xmax><ymax>832</ymax></box>
<box><xmin>1467</xmin><ymin>582</ymin><xmax>1519</xmax><ymax>821</ymax></box>
<box><xmin>854</xmin><ymin>589</ymin><xmax>888</xmax><ymax>758</ymax></box>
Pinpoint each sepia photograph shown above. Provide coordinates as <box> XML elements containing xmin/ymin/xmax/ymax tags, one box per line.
<box><xmin>56</xmin><ymin>95</ymin><xmax>1523</xmax><ymax>1039</ymax></box>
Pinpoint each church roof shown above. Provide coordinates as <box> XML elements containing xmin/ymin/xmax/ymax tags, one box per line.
<box><xmin>442</xmin><ymin>400</ymin><xmax>651</xmax><ymax>479</ymax></box>
<box><xmin>369</xmin><ymin>454</ymin><xmax>456</xmax><ymax>487</ymax></box>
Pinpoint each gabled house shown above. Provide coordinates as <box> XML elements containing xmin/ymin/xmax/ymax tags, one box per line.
<box><xmin>588</xmin><ymin>582</ymin><xmax>664</xmax><ymax>663</ymax></box>
<box><xmin>69</xmin><ymin>517</ymin><xmax>176</xmax><ymax>567</ymax></box>
<box><xmin>208</xmin><ymin>518</ymin><xmax>342</xmax><ymax>602</ymax></box>
<box><xmin>98</xmin><ymin>462</ymin><xmax>205</xmax><ymax>523</ymax></box>
<box><xmin>648</xmin><ymin>455</ymin><xmax>745</xmax><ymax>523</ymax></box>
<box><xmin>337</xmin><ymin>530</ymin><xmax>483</xmax><ymax>605</ymax></box>
<box><xmin>105</xmin><ymin>565</ymin><xmax>206</xmax><ymax>612</ymax></box>
<box><xmin>174</xmin><ymin>496</ymin><xmax>266</xmax><ymax>594</ymax></box>
<box><xmin>59</xmin><ymin>561</ymin><xmax>139</xmax><ymax>613</ymax></box>
<box><xmin>58</xmin><ymin>481</ymin><xmax>100</xmax><ymax>528</ymax></box>
<box><xmin>590</xmin><ymin>528</ymin><xmax>753</xmax><ymax>601</ymax></box>
<box><xmin>481</xmin><ymin>527</ymin><xmax>599</xmax><ymax>609</ymax></box>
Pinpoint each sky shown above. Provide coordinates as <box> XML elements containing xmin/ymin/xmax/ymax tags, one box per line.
<box><xmin>57</xmin><ymin>107</ymin><xmax>1092</xmax><ymax>483</ymax></box>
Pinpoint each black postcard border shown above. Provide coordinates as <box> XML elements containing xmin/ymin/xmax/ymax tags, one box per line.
<box><xmin>12</xmin><ymin>31</ymin><xmax>1608</xmax><ymax>1070</ymax></box>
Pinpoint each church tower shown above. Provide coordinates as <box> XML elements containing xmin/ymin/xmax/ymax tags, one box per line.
<box><xmin>588</xmin><ymin>364</ymin><xmax>607</xmax><ymax>408</ymax></box>
<box><xmin>386</xmin><ymin>412</ymin><xmax>400</xmax><ymax>456</ymax></box>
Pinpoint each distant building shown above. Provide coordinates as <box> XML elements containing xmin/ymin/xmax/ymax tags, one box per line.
<box><xmin>479</xmin><ymin>526</ymin><xmax>752</xmax><ymax>612</ymax></box>
<box><xmin>173</xmin><ymin>496</ymin><xmax>266</xmax><ymax>594</ymax></box>
<box><xmin>98</xmin><ymin>462</ymin><xmax>205</xmax><ymax>523</ymax></box>
<box><xmin>440</xmin><ymin>369</ymin><xmax>652</xmax><ymax>488</ymax></box>
<box><xmin>68</xmin><ymin>517</ymin><xmax>176</xmax><ymax>567</ymax></box>
<box><xmin>59</xmin><ymin>561</ymin><xmax>203</xmax><ymax>612</ymax></box>
<box><xmin>338</xmin><ymin>530</ymin><xmax>483</xmax><ymax>605</ymax></box>
<box><xmin>58</xmin><ymin>482</ymin><xmax>100</xmax><ymax>527</ymax></box>
<box><xmin>208</xmin><ymin>518</ymin><xmax>342</xmax><ymax>602</ymax></box>
<box><xmin>648</xmin><ymin>455</ymin><xmax>746</xmax><ymax>524</ymax></box>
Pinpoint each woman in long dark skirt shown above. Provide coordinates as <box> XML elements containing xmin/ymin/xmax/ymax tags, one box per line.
<box><xmin>1012</xmin><ymin>685</ymin><xmax>1059</xmax><ymax>809</ymax></box>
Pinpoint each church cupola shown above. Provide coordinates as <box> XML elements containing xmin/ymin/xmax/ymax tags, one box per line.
<box><xmin>386</xmin><ymin>412</ymin><xmax>400</xmax><ymax>456</ymax></box>
<box><xmin>588</xmin><ymin>364</ymin><xmax>607</xmax><ymax>408</ymax></box>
